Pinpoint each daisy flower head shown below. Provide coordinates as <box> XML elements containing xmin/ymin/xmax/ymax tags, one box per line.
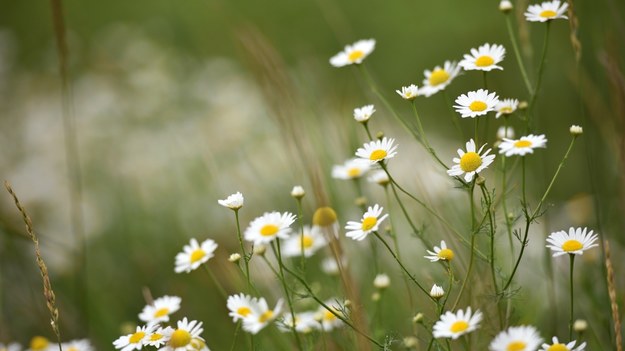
<box><xmin>355</xmin><ymin>137</ymin><xmax>398</xmax><ymax>164</ymax></box>
<box><xmin>540</xmin><ymin>337</ymin><xmax>586</xmax><ymax>351</ymax></box>
<box><xmin>317</xmin><ymin>300</ymin><xmax>346</xmax><ymax>331</ymax></box>
<box><xmin>113</xmin><ymin>324</ymin><xmax>157</xmax><ymax>351</ymax></box>
<box><xmin>330</xmin><ymin>39</ymin><xmax>375</xmax><ymax>67</ymax></box>
<box><xmin>546</xmin><ymin>227</ymin><xmax>599</xmax><ymax>257</ymax></box>
<box><xmin>312</xmin><ymin>206</ymin><xmax>340</xmax><ymax>238</ymax></box>
<box><xmin>525</xmin><ymin>1</ymin><xmax>568</xmax><ymax>22</ymax></box>
<box><xmin>495</xmin><ymin>98</ymin><xmax>519</xmax><ymax>118</ymax></box>
<box><xmin>241</xmin><ymin>298</ymin><xmax>284</xmax><ymax>334</ymax></box>
<box><xmin>447</xmin><ymin>139</ymin><xmax>496</xmax><ymax>182</ymax></box>
<box><xmin>217</xmin><ymin>192</ymin><xmax>243</xmax><ymax>210</ymax></box>
<box><xmin>282</xmin><ymin>225</ymin><xmax>327</xmax><ymax>258</ymax></box>
<box><xmin>489</xmin><ymin>325</ymin><xmax>543</xmax><ymax>351</ymax></box>
<box><xmin>425</xmin><ymin>240</ymin><xmax>454</xmax><ymax>262</ymax></box>
<box><xmin>279</xmin><ymin>311</ymin><xmax>319</xmax><ymax>334</ymax></box>
<box><xmin>345</xmin><ymin>204</ymin><xmax>388</xmax><ymax>241</ymax></box>
<box><xmin>353</xmin><ymin>104</ymin><xmax>375</xmax><ymax>123</ymax></box>
<box><xmin>227</xmin><ymin>293</ymin><xmax>256</xmax><ymax>322</ymax></box>
<box><xmin>419</xmin><ymin>61</ymin><xmax>461</xmax><ymax>97</ymax></box>
<box><xmin>499</xmin><ymin>134</ymin><xmax>547</xmax><ymax>157</ymax></box>
<box><xmin>145</xmin><ymin>326</ymin><xmax>172</xmax><ymax>348</ymax></box>
<box><xmin>497</xmin><ymin>126</ymin><xmax>515</xmax><ymax>140</ymax></box>
<box><xmin>454</xmin><ymin>89</ymin><xmax>499</xmax><ymax>118</ymax></box>
<box><xmin>160</xmin><ymin>318</ymin><xmax>204</xmax><ymax>351</ymax></box>
<box><xmin>60</xmin><ymin>340</ymin><xmax>94</xmax><ymax>351</ymax></box>
<box><xmin>433</xmin><ymin>307</ymin><xmax>482</xmax><ymax>339</ymax></box>
<box><xmin>244</xmin><ymin>211</ymin><xmax>296</xmax><ymax>245</ymax></box>
<box><xmin>367</xmin><ymin>170</ymin><xmax>390</xmax><ymax>186</ymax></box>
<box><xmin>174</xmin><ymin>238</ymin><xmax>218</xmax><ymax>274</ymax></box>
<box><xmin>0</xmin><ymin>343</ymin><xmax>21</xmax><ymax>351</ymax></box>
<box><xmin>139</xmin><ymin>295</ymin><xmax>182</xmax><ymax>324</ymax></box>
<box><xmin>188</xmin><ymin>339</ymin><xmax>209</xmax><ymax>351</ymax></box>
<box><xmin>27</xmin><ymin>337</ymin><xmax>49</xmax><ymax>351</ymax></box>
<box><xmin>396</xmin><ymin>84</ymin><xmax>420</xmax><ymax>100</ymax></box>
<box><xmin>459</xmin><ymin>43</ymin><xmax>506</xmax><ymax>71</ymax></box>
<box><xmin>332</xmin><ymin>158</ymin><xmax>371</xmax><ymax>180</ymax></box>
<box><xmin>569</xmin><ymin>125</ymin><xmax>583</xmax><ymax>136</ymax></box>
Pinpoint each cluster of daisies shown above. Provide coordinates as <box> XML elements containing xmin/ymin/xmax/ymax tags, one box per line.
<box><xmin>0</xmin><ymin>338</ymin><xmax>94</xmax><ymax>351</ymax></box>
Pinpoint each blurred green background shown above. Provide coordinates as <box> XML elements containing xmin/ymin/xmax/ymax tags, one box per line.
<box><xmin>1</xmin><ymin>0</ymin><xmax>624</xmax><ymax>349</ymax></box>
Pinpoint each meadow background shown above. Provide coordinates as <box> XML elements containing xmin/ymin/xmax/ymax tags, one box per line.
<box><xmin>0</xmin><ymin>0</ymin><xmax>624</xmax><ymax>349</ymax></box>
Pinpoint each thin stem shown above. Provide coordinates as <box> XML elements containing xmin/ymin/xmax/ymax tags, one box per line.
<box><xmin>452</xmin><ymin>181</ymin><xmax>477</xmax><ymax>310</ymax></box>
<box><xmin>569</xmin><ymin>254</ymin><xmax>575</xmax><ymax>340</ymax></box>
<box><xmin>480</xmin><ymin>184</ymin><xmax>498</xmax><ymax>294</ymax></box>
<box><xmin>272</xmin><ymin>242</ymin><xmax>304</xmax><ymax>351</ymax></box>
<box><xmin>474</xmin><ymin>118</ymin><xmax>480</xmax><ymax>148</ymax></box>
<box><xmin>501</xmin><ymin>118</ymin><xmax>515</xmax><ymax>258</ymax></box>
<box><xmin>202</xmin><ymin>265</ymin><xmax>228</xmax><ymax>299</ymax></box>
<box><xmin>505</xmin><ymin>15</ymin><xmax>533</xmax><ymax>95</ymax></box>
<box><xmin>229</xmin><ymin>321</ymin><xmax>241</xmax><ymax>351</ymax></box>
<box><xmin>411</xmin><ymin>100</ymin><xmax>447</xmax><ymax>169</ymax></box>
<box><xmin>442</xmin><ymin>90</ymin><xmax>464</xmax><ymax>138</ymax></box>
<box><xmin>296</xmin><ymin>199</ymin><xmax>306</xmax><ymax>273</ymax></box>
<box><xmin>234</xmin><ymin>210</ymin><xmax>252</xmax><ymax>292</ymax></box>
<box><xmin>363</xmin><ymin>122</ymin><xmax>374</xmax><ymax>141</ymax></box>
<box><xmin>528</xmin><ymin>21</ymin><xmax>551</xmax><ymax>131</ymax></box>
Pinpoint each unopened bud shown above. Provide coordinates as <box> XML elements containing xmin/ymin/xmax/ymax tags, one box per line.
<box><xmin>518</xmin><ymin>101</ymin><xmax>528</xmax><ymax>110</ymax></box>
<box><xmin>430</xmin><ymin>284</ymin><xmax>445</xmax><ymax>299</ymax></box>
<box><xmin>373</xmin><ymin>274</ymin><xmax>391</xmax><ymax>289</ymax></box>
<box><xmin>228</xmin><ymin>253</ymin><xmax>241</xmax><ymax>263</ymax></box>
<box><xmin>253</xmin><ymin>245</ymin><xmax>266</xmax><ymax>256</ymax></box>
<box><xmin>291</xmin><ymin>185</ymin><xmax>305</xmax><ymax>199</ymax></box>
<box><xmin>403</xmin><ymin>336</ymin><xmax>419</xmax><ymax>348</ymax></box>
<box><xmin>569</xmin><ymin>125</ymin><xmax>583</xmax><ymax>136</ymax></box>
<box><xmin>499</xmin><ymin>0</ymin><xmax>513</xmax><ymax>13</ymax></box>
<box><xmin>476</xmin><ymin>176</ymin><xmax>486</xmax><ymax>186</ymax></box>
<box><xmin>573</xmin><ymin>319</ymin><xmax>587</xmax><ymax>332</ymax></box>
<box><xmin>371</xmin><ymin>292</ymin><xmax>381</xmax><ymax>301</ymax></box>
<box><xmin>376</xmin><ymin>131</ymin><xmax>385</xmax><ymax>140</ymax></box>
<box><xmin>355</xmin><ymin>196</ymin><xmax>367</xmax><ymax>207</ymax></box>
<box><xmin>412</xmin><ymin>313</ymin><xmax>423</xmax><ymax>324</ymax></box>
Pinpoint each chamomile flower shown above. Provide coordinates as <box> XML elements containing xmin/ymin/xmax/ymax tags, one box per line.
<box><xmin>244</xmin><ymin>211</ymin><xmax>296</xmax><ymax>245</ymax></box>
<box><xmin>495</xmin><ymin>98</ymin><xmax>519</xmax><ymax>118</ymax></box>
<box><xmin>447</xmin><ymin>139</ymin><xmax>496</xmax><ymax>182</ymax></box>
<box><xmin>498</xmin><ymin>134</ymin><xmax>547</xmax><ymax>157</ymax></box>
<box><xmin>454</xmin><ymin>89</ymin><xmax>499</xmax><ymax>118</ymax></box>
<box><xmin>353</xmin><ymin>104</ymin><xmax>376</xmax><ymax>123</ymax></box>
<box><xmin>332</xmin><ymin>158</ymin><xmax>371</xmax><ymax>180</ymax></box>
<box><xmin>113</xmin><ymin>324</ymin><xmax>156</xmax><ymax>351</ymax></box>
<box><xmin>138</xmin><ymin>295</ymin><xmax>181</xmax><ymax>324</ymax></box>
<box><xmin>459</xmin><ymin>43</ymin><xmax>506</xmax><ymax>71</ymax></box>
<box><xmin>312</xmin><ymin>206</ymin><xmax>340</xmax><ymax>238</ymax></box>
<box><xmin>489</xmin><ymin>325</ymin><xmax>543</xmax><ymax>351</ymax></box>
<box><xmin>419</xmin><ymin>61</ymin><xmax>461</xmax><ymax>97</ymax></box>
<box><xmin>525</xmin><ymin>1</ymin><xmax>568</xmax><ymax>22</ymax></box>
<box><xmin>367</xmin><ymin>170</ymin><xmax>390</xmax><ymax>186</ymax></box>
<box><xmin>145</xmin><ymin>326</ymin><xmax>172</xmax><ymax>348</ymax></box>
<box><xmin>433</xmin><ymin>307</ymin><xmax>482</xmax><ymax>339</ymax></box>
<box><xmin>497</xmin><ymin>126</ymin><xmax>515</xmax><ymax>140</ymax></box>
<box><xmin>160</xmin><ymin>318</ymin><xmax>204</xmax><ymax>351</ymax></box>
<box><xmin>355</xmin><ymin>137</ymin><xmax>398</xmax><ymax>164</ymax></box>
<box><xmin>546</xmin><ymin>227</ymin><xmax>599</xmax><ymax>257</ymax></box>
<box><xmin>396</xmin><ymin>84</ymin><xmax>420</xmax><ymax>100</ymax></box>
<box><xmin>26</xmin><ymin>337</ymin><xmax>49</xmax><ymax>351</ymax></box>
<box><xmin>281</xmin><ymin>225</ymin><xmax>327</xmax><ymax>257</ymax></box>
<box><xmin>425</xmin><ymin>240</ymin><xmax>455</xmax><ymax>262</ymax></box>
<box><xmin>330</xmin><ymin>39</ymin><xmax>376</xmax><ymax>67</ymax></box>
<box><xmin>345</xmin><ymin>204</ymin><xmax>388</xmax><ymax>241</ymax></box>
<box><xmin>540</xmin><ymin>337</ymin><xmax>586</xmax><ymax>351</ymax></box>
<box><xmin>279</xmin><ymin>312</ymin><xmax>319</xmax><ymax>333</ymax></box>
<box><xmin>174</xmin><ymin>238</ymin><xmax>218</xmax><ymax>274</ymax></box>
<box><xmin>217</xmin><ymin>192</ymin><xmax>243</xmax><ymax>210</ymax></box>
<box><xmin>227</xmin><ymin>294</ymin><xmax>256</xmax><ymax>322</ymax></box>
<box><xmin>317</xmin><ymin>300</ymin><xmax>346</xmax><ymax>331</ymax></box>
<box><xmin>60</xmin><ymin>340</ymin><xmax>94</xmax><ymax>351</ymax></box>
<box><xmin>0</xmin><ymin>343</ymin><xmax>21</xmax><ymax>351</ymax></box>
<box><xmin>241</xmin><ymin>298</ymin><xmax>284</xmax><ymax>334</ymax></box>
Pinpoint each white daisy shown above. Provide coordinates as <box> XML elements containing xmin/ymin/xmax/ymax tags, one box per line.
<box><xmin>454</xmin><ymin>89</ymin><xmax>499</xmax><ymax>118</ymax></box>
<box><xmin>174</xmin><ymin>238</ymin><xmax>218</xmax><ymax>274</ymax></box>
<box><xmin>113</xmin><ymin>325</ymin><xmax>156</xmax><ymax>351</ymax></box>
<box><xmin>345</xmin><ymin>204</ymin><xmax>388</xmax><ymax>241</ymax></box>
<box><xmin>540</xmin><ymin>337</ymin><xmax>586</xmax><ymax>351</ymax></box>
<box><xmin>0</xmin><ymin>343</ymin><xmax>21</xmax><ymax>351</ymax></box>
<box><xmin>139</xmin><ymin>295</ymin><xmax>182</xmax><ymax>324</ymax></box>
<box><xmin>279</xmin><ymin>311</ymin><xmax>319</xmax><ymax>333</ymax></box>
<box><xmin>525</xmin><ymin>1</ymin><xmax>568</xmax><ymax>22</ymax></box>
<box><xmin>227</xmin><ymin>293</ymin><xmax>256</xmax><ymax>322</ymax></box>
<box><xmin>497</xmin><ymin>126</ymin><xmax>515</xmax><ymax>140</ymax></box>
<box><xmin>495</xmin><ymin>98</ymin><xmax>519</xmax><ymax>118</ymax></box>
<box><xmin>332</xmin><ymin>158</ymin><xmax>371</xmax><ymax>180</ymax></box>
<box><xmin>160</xmin><ymin>318</ymin><xmax>204</xmax><ymax>351</ymax></box>
<box><xmin>188</xmin><ymin>339</ymin><xmax>210</xmax><ymax>351</ymax></box>
<box><xmin>498</xmin><ymin>134</ymin><xmax>547</xmax><ymax>157</ymax></box>
<box><xmin>145</xmin><ymin>326</ymin><xmax>172</xmax><ymax>348</ymax></box>
<box><xmin>244</xmin><ymin>211</ymin><xmax>296</xmax><ymax>245</ymax></box>
<box><xmin>367</xmin><ymin>170</ymin><xmax>390</xmax><ymax>186</ymax></box>
<box><xmin>355</xmin><ymin>137</ymin><xmax>398</xmax><ymax>164</ymax></box>
<box><xmin>217</xmin><ymin>192</ymin><xmax>244</xmax><ymax>210</ymax></box>
<box><xmin>281</xmin><ymin>225</ymin><xmax>327</xmax><ymax>258</ymax></box>
<box><xmin>546</xmin><ymin>227</ymin><xmax>599</xmax><ymax>257</ymax></box>
<box><xmin>447</xmin><ymin>139</ymin><xmax>496</xmax><ymax>182</ymax></box>
<box><xmin>396</xmin><ymin>84</ymin><xmax>420</xmax><ymax>100</ymax></box>
<box><xmin>425</xmin><ymin>240</ymin><xmax>455</xmax><ymax>262</ymax></box>
<box><xmin>419</xmin><ymin>61</ymin><xmax>462</xmax><ymax>97</ymax></box>
<box><xmin>459</xmin><ymin>43</ymin><xmax>506</xmax><ymax>71</ymax></box>
<box><xmin>353</xmin><ymin>104</ymin><xmax>376</xmax><ymax>123</ymax></box>
<box><xmin>489</xmin><ymin>325</ymin><xmax>543</xmax><ymax>351</ymax></box>
<box><xmin>317</xmin><ymin>300</ymin><xmax>346</xmax><ymax>331</ymax></box>
<box><xmin>60</xmin><ymin>340</ymin><xmax>94</xmax><ymax>351</ymax></box>
<box><xmin>241</xmin><ymin>298</ymin><xmax>284</xmax><ymax>334</ymax></box>
<box><xmin>329</xmin><ymin>39</ymin><xmax>376</xmax><ymax>67</ymax></box>
<box><xmin>433</xmin><ymin>307</ymin><xmax>482</xmax><ymax>339</ymax></box>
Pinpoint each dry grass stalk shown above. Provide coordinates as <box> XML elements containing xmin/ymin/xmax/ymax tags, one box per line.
<box><xmin>566</xmin><ymin>0</ymin><xmax>582</xmax><ymax>62</ymax></box>
<box><xmin>4</xmin><ymin>181</ymin><xmax>63</xmax><ymax>350</ymax></box>
<box><xmin>604</xmin><ymin>240</ymin><xmax>622</xmax><ymax>351</ymax></box>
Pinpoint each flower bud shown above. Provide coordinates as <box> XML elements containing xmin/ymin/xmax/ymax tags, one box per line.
<box><xmin>430</xmin><ymin>284</ymin><xmax>445</xmax><ymax>299</ymax></box>
<box><xmin>499</xmin><ymin>0</ymin><xmax>513</xmax><ymax>13</ymax></box>
<box><xmin>228</xmin><ymin>253</ymin><xmax>241</xmax><ymax>263</ymax></box>
<box><xmin>373</xmin><ymin>274</ymin><xmax>391</xmax><ymax>289</ymax></box>
<box><xmin>291</xmin><ymin>185</ymin><xmax>305</xmax><ymax>199</ymax></box>
<box><xmin>569</xmin><ymin>125</ymin><xmax>583</xmax><ymax>136</ymax></box>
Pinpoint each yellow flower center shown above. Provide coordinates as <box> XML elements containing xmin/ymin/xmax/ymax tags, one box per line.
<box><xmin>361</xmin><ymin>216</ymin><xmax>378</xmax><ymax>231</ymax></box>
<box><xmin>429</xmin><ymin>69</ymin><xmax>450</xmax><ymax>86</ymax></box>
<box><xmin>301</xmin><ymin>235</ymin><xmax>314</xmax><ymax>248</ymax></box>
<box><xmin>154</xmin><ymin>307</ymin><xmax>170</xmax><ymax>318</ymax></box>
<box><xmin>190</xmin><ymin>249</ymin><xmax>206</xmax><ymax>263</ymax></box>
<box><xmin>459</xmin><ymin>152</ymin><xmax>483</xmax><ymax>172</ymax></box>
<box><xmin>370</xmin><ymin>149</ymin><xmax>387</xmax><ymax>161</ymax></box>
<box><xmin>170</xmin><ymin>329</ymin><xmax>192</xmax><ymax>348</ymax></box>
<box><xmin>150</xmin><ymin>333</ymin><xmax>164</xmax><ymax>342</ymax></box>
<box><xmin>30</xmin><ymin>336</ymin><xmax>49</xmax><ymax>351</ymax></box>
<box><xmin>348</xmin><ymin>167</ymin><xmax>361</xmax><ymax>177</ymax></box>
<box><xmin>313</xmin><ymin>207</ymin><xmax>338</xmax><ymax>227</ymax></box>
<box><xmin>469</xmin><ymin>101</ymin><xmax>488</xmax><ymax>112</ymax></box>
<box><xmin>450</xmin><ymin>320</ymin><xmax>469</xmax><ymax>333</ymax></box>
<box><xmin>67</xmin><ymin>347</ymin><xmax>78</xmax><ymax>351</ymax></box>
<box><xmin>323</xmin><ymin>309</ymin><xmax>337</xmax><ymax>321</ymax></box>
<box><xmin>129</xmin><ymin>331</ymin><xmax>146</xmax><ymax>344</ymax></box>
<box><xmin>562</xmin><ymin>239</ymin><xmax>583</xmax><ymax>252</ymax></box>
<box><xmin>547</xmin><ymin>344</ymin><xmax>569</xmax><ymax>351</ymax></box>
<box><xmin>475</xmin><ymin>55</ymin><xmax>495</xmax><ymax>67</ymax></box>
<box><xmin>259</xmin><ymin>310</ymin><xmax>274</xmax><ymax>323</ymax></box>
<box><xmin>348</xmin><ymin>50</ymin><xmax>365</xmax><ymax>62</ymax></box>
<box><xmin>260</xmin><ymin>224</ymin><xmax>279</xmax><ymax>237</ymax></box>
<box><xmin>507</xmin><ymin>341</ymin><xmax>527</xmax><ymax>351</ymax></box>
<box><xmin>540</xmin><ymin>9</ymin><xmax>557</xmax><ymax>18</ymax></box>
<box><xmin>237</xmin><ymin>306</ymin><xmax>252</xmax><ymax>317</ymax></box>
<box><xmin>500</xmin><ymin>106</ymin><xmax>513</xmax><ymax>114</ymax></box>
<box><xmin>514</xmin><ymin>140</ymin><xmax>532</xmax><ymax>148</ymax></box>
<box><xmin>437</xmin><ymin>248</ymin><xmax>454</xmax><ymax>261</ymax></box>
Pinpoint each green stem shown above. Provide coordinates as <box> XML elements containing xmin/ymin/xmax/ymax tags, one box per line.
<box><xmin>363</xmin><ymin>122</ymin><xmax>374</xmax><ymax>141</ymax></box>
<box><xmin>569</xmin><ymin>254</ymin><xmax>575</xmax><ymax>340</ymax></box>
<box><xmin>474</xmin><ymin>118</ymin><xmax>480</xmax><ymax>147</ymax></box>
<box><xmin>505</xmin><ymin>15</ymin><xmax>533</xmax><ymax>95</ymax></box>
<box><xmin>442</xmin><ymin>90</ymin><xmax>464</xmax><ymax>139</ymax></box>
<box><xmin>272</xmin><ymin>242</ymin><xmax>304</xmax><ymax>351</ymax></box>
<box><xmin>411</xmin><ymin>100</ymin><xmax>447</xmax><ymax>169</ymax></box>
<box><xmin>480</xmin><ymin>184</ymin><xmax>498</xmax><ymax>294</ymax></box>
<box><xmin>527</xmin><ymin>21</ymin><xmax>551</xmax><ymax>131</ymax></box>
<box><xmin>202</xmin><ymin>264</ymin><xmax>228</xmax><ymax>299</ymax></box>
<box><xmin>296</xmin><ymin>199</ymin><xmax>306</xmax><ymax>273</ymax></box>
<box><xmin>234</xmin><ymin>210</ymin><xmax>252</xmax><ymax>292</ymax></box>
<box><xmin>229</xmin><ymin>321</ymin><xmax>241</xmax><ymax>351</ymax></box>
<box><xmin>501</xmin><ymin>118</ymin><xmax>515</xmax><ymax>258</ymax></box>
<box><xmin>452</xmin><ymin>181</ymin><xmax>477</xmax><ymax>310</ymax></box>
